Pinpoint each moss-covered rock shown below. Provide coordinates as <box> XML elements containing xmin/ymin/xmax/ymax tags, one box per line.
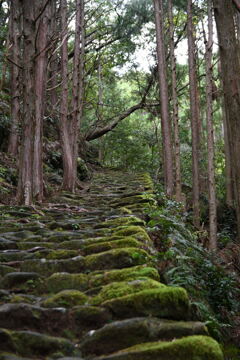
<box><xmin>94</xmin><ymin>336</ymin><xmax>223</xmax><ymax>360</ymax></box>
<box><xmin>83</xmin><ymin>238</ymin><xmax>141</xmax><ymax>255</ymax></box>
<box><xmin>46</xmin><ymin>273</ymin><xmax>88</xmax><ymax>293</ymax></box>
<box><xmin>20</xmin><ymin>256</ymin><xmax>86</xmax><ymax>276</ymax></box>
<box><xmin>70</xmin><ymin>305</ymin><xmax>112</xmax><ymax>331</ymax></box>
<box><xmin>89</xmin><ymin>266</ymin><xmax>160</xmax><ymax>288</ymax></box>
<box><xmin>46</xmin><ymin>250</ymin><xmax>79</xmax><ymax>260</ymax></box>
<box><xmin>17</xmin><ymin>242</ymin><xmax>56</xmax><ymax>250</ymax></box>
<box><xmin>0</xmin><ymin>265</ymin><xmax>17</xmax><ymax>277</ymax></box>
<box><xmin>91</xmin><ymin>279</ymin><xmax>166</xmax><ymax>305</ymax></box>
<box><xmin>85</xmin><ymin>248</ymin><xmax>150</xmax><ymax>271</ymax></box>
<box><xmin>1</xmin><ymin>272</ymin><xmax>41</xmax><ymax>289</ymax></box>
<box><xmin>0</xmin><ymin>328</ymin><xmax>76</xmax><ymax>357</ymax></box>
<box><xmin>42</xmin><ymin>290</ymin><xmax>88</xmax><ymax>308</ymax></box>
<box><xmin>80</xmin><ymin>318</ymin><xmax>208</xmax><ymax>356</ymax></box>
<box><xmin>103</xmin><ymin>287</ymin><xmax>189</xmax><ymax>320</ymax></box>
<box><xmin>0</xmin><ymin>353</ymin><xmax>31</xmax><ymax>360</ymax></box>
<box><xmin>95</xmin><ymin>217</ymin><xmax>145</xmax><ymax>229</ymax></box>
<box><xmin>112</xmin><ymin>226</ymin><xmax>152</xmax><ymax>245</ymax></box>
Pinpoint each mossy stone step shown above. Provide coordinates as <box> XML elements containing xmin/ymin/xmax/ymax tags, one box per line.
<box><xmin>0</xmin><ymin>352</ymin><xmax>32</xmax><ymax>360</ymax></box>
<box><xmin>91</xmin><ymin>279</ymin><xmax>166</xmax><ymax>305</ymax></box>
<box><xmin>20</xmin><ymin>256</ymin><xmax>86</xmax><ymax>275</ymax></box>
<box><xmin>45</xmin><ymin>272</ymin><xmax>89</xmax><ymax>293</ymax></box>
<box><xmin>41</xmin><ymin>289</ymin><xmax>88</xmax><ymax>308</ymax></box>
<box><xmin>89</xmin><ymin>266</ymin><xmax>160</xmax><ymax>288</ymax></box>
<box><xmin>80</xmin><ymin>317</ymin><xmax>208</xmax><ymax>356</ymax></box>
<box><xmin>0</xmin><ymin>303</ymin><xmax>68</xmax><ymax>334</ymax></box>
<box><xmin>103</xmin><ymin>287</ymin><xmax>190</xmax><ymax>320</ymax></box>
<box><xmin>82</xmin><ymin>238</ymin><xmax>141</xmax><ymax>255</ymax></box>
<box><xmin>85</xmin><ymin>248</ymin><xmax>150</xmax><ymax>271</ymax></box>
<box><xmin>1</xmin><ymin>272</ymin><xmax>41</xmax><ymax>289</ymax></box>
<box><xmin>93</xmin><ymin>336</ymin><xmax>223</xmax><ymax>360</ymax></box>
<box><xmin>0</xmin><ymin>328</ymin><xmax>76</xmax><ymax>357</ymax></box>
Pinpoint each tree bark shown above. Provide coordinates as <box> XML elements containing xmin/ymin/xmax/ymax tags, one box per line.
<box><xmin>213</xmin><ymin>0</ymin><xmax>240</xmax><ymax>237</ymax></box>
<box><xmin>205</xmin><ymin>0</ymin><xmax>217</xmax><ymax>249</ymax></box>
<box><xmin>153</xmin><ymin>0</ymin><xmax>174</xmax><ymax>197</ymax></box>
<box><xmin>72</xmin><ymin>0</ymin><xmax>85</xmax><ymax>189</ymax></box>
<box><xmin>168</xmin><ymin>0</ymin><xmax>182</xmax><ymax>201</ymax></box>
<box><xmin>8</xmin><ymin>0</ymin><xmax>21</xmax><ymax>156</ymax></box>
<box><xmin>60</xmin><ymin>0</ymin><xmax>74</xmax><ymax>191</ymax></box>
<box><xmin>17</xmin><ymin>0</ymin><xmax>35</xmax><ymax>205</ymax></box>
<box><xmin>17</xmin><ymin>0</ymin><xmax>50</xmax><ymax>204</ymax></box>
<box><xmin>33</xmin><ymin>0</ymin><xmax>50</xmax><ymax>201</ymax></box>
<box><xmin>187</xmin><ymin>0</ymin><xmax>201</xmax><ymax>228</ymax></box>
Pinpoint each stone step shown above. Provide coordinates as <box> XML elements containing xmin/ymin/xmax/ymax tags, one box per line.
<box><xmin>93</xmin><ymin>336</ymin><xmax>223</xmax><ymax>360</ymax></box>
<box><xmin>80</xmin><ymin>317</ymin><xmax>208</xmax><ymax>356</ymax></box>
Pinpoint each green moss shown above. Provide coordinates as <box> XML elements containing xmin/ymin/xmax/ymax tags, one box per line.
<box><xmin>107</xmin><ymin>336</ymin><xmax>223</xmax><ymax>360</ymax></box>
<box><xmin>83</xmin><ymin>238</ymin><xmax>141</xmax><ymax>255</ymax></box>
<box><xmin>11</xmin><ymin>330</ymin><xmax>75</xmax><ymax>357</ymax></box>
<box><xmin>113</xmin><ymin>226</ymin><xmax>152</xmax><ymax>244</ymax></box>
<box><xmin>9</xmin><ymin>295</ymin><xmax>33</xmax><ymax>304</ymax></box>
<box><xmin>89</xmin><ymin>265</ymin><xmax>160</xmax><ymax>288</ymax></box>
<box><xmin>91</xmin><ymin>278</ymin><xmax>166</xmax><ymax>305</ymax></box>
<box><xmin>110</xmin><ymin>195</ymin><xmax>154</xmax><ymax>208</ymax></box>
<box><xmin>71</xmin><ymin>305</ymin><xmax>112</xmax><ymax>330</ymax></box>
<box><xmin>103</xmin><ymin>287</ymin><xmax>190</xmax><ymax>320</ymax></box>
<box><xmin>18</xmin><ymin>242</ymin><xmax>56</xmax><ymax>250</ymax></box>
<box><xmin>85</xmin><ymin>248</ymin><xmax>150</xmax><ymax>271</ymax></box>
<box><xmin>96</xmin><ymin>217</ymin><xmax>145</xmax><ymax>228</ymax></box>
<box><xmin>46</xmin><ymin>272</ymin><xmax>88</xmax><ymax>293</ymax></box>
<box><xmin>42</xmin><ymin>289</ymin><xmax>88</xmax><ymax>308</ymax></box>
<box><xmin>46</xmin><ymin>250</ymin><xmax>79</xmax><ymax>260</ymax></box>
<box><xmin>21</xmin><ymin>257</ymin><xmax>86</xmax><ymax>275</ymax></box>
<box><xmin>119</xmin><ymin>207</ymin><xmax>132</xmax><ymax>215</ymax></box>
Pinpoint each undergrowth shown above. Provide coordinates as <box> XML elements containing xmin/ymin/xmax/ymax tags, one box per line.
<box><xmin>146</xmin><ymin>186</ymin><xmax>240</xmax><ymax>357</ymax></box>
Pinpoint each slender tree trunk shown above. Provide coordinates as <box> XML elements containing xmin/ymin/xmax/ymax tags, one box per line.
<box><xmin>97</xmin><ymin>57</ymin><xmax>104</xmax><ymax>163</ymax></box>
<box><xmin>213</xmin><ymin>0</ymin><xmax>240</xmax><ymax>237</ymax></box>
<box><xmin>17</xmin><ymin>0</ymin><xmax>35</xmax><ymax>205</ymax></box>
<box><xmin>70</xmin><ymin>0</ymin><xmax>81</xmax><ymax>149</ymax></box>
<box><xmin>153</xmin><ymin>0</ymin><xmax>174</xmax><ymax>197</ymax></box>
<box><xmin>33</xmin><ymin>1</ymin><xmax>50</xmax><ymax>201</ymax></box>
<box><xmin>187</xmin><ymin>0</ymin><xmax>200</xmax><ymax>228</ymax></box>
<box><xmin>218</xmin><ymin>61</ymin><xmax>234</xmax><ymax>207</ymax></box>
<box><xmin>222</xmin><ymin>100</ymin><xmax>234</xmax><ymax>207</ymax></box>
<box><xmin>49</xmin><ymin>0</ymin><xmax>58</xmax><ymax>113</ymax></box>
<box><xmin>60</xmin><ymin>0</ymin><xmax>74</xmax><ymax>191</ymax></box>
<box><xmin>205</xmin><ymin>0</ymin><xmax>217</xmax><ymax>249</ymax></box>
<box><xmin>71</xmin><ymin>0</ymin><xmax>85</xmax><ymax>190</ymax></box>
<box><xmin>8</xmin><ymin>0</ymin><xmax>21</xmax><ymax>156</ymax></box>
<box><xmin>168</xmin><ymin>0</ymin><xmax>182</xmax><ymax>201</ymax></box>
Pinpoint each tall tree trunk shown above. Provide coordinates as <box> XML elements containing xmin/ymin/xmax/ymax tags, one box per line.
<box><xmin>153</xmin><ymin>0</ymin><xmax>174</xmax><ymax>197</ymax></box>
<box><xmin>218</xmin><ymin>62</ymin><xmax>234</xmax><ymax>207</ymax></box>
<box><xmin>8</xmin><ymin>0</ymin><xmax>21</xmax><ymax>156</ymax></box>
<box><xmin>72</xmin><ymin>0</ymin><xmax>85</xmax><ymax>189</ymax></box>
<box><xmin>187</xmin><ymin>0</ymin><xmax>200</xmax><ymax>228</ymax></box>
<box><xmin>205</xmin><ymin>0</ymin><xmax>217</xmax><ymax>249</ymax></box>
<box><xmin>48</xmin><ymin>0</ymin><xmax>58</xmax><ymax>114</ymax></box>
<box><xmin>17</xmin><ymin>0</ymin><xmax>50</xmax><ymax>204</ymax></box>
<box><xmin>60</xmin><ymin>0</ymin><xmax>74</xmax><ymax>191</ymax></box>
<box><xmin>168</xmin><ymin>0</ymin><xmax>182</xmax><ymax>201</ymax></box>
<box><xmin>213</xmin><ymin>0</ymin><xmax>240</xmax><ymax>237</ymax></box>
<box><xmin>33</xmin><ymin>1</ymin><xmax>50</xmax><ymax>201</ymax></box>
<box><xmin>97</xmin><ymin>57</ymin><xmax>104</xmax><ymax>163</ymax></box>
<box><xmin>222</xmin><ymin>100</ymin><xmax>234</xmax><ymax>207</ymax></box>
<box><xmin>17</xmin><ymin>0</ymin><xmax>35</xmax><ymax>205</ymax></box>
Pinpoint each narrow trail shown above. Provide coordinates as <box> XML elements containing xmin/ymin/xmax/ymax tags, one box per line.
<box><xmin>0</xmin><ymin>170</ymin><xmax>223</xmax><ymax>360</ymax></box>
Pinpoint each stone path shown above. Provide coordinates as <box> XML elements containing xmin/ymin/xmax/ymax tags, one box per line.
<box><xmin>0</xmin><ymin>170</ymin><xmax>223</xmax><ymax>359</ymax></box>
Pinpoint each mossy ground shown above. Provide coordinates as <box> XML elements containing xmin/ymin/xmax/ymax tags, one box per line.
<box><xmin>0</xmin><ymin>170</ymin><xmax>224</xmax><ymax>359</ymax></box>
